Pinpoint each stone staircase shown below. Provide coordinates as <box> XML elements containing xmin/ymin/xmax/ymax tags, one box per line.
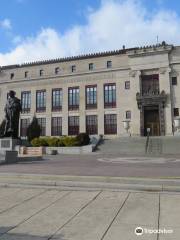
<box><xmin>98</xmin><ymin>136</ymin><xmax>180</xmax><ymax>155</ymax></box>
<box><xmin>97</xmin><ymin>137</ymin><xmax>146</xmax><ymax>155</ymax></box>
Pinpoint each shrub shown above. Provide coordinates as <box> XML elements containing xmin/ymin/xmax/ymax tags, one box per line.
<box><xmin>47</xmin><ymin>137</ymin><xmax>59</xmax><ymax>147</ymax></box>
<box><xmin>31</xmin><ymin>137</ymin><xmax>48</xmax><ymax>147</ymax></box>
<box><xmin>62</xmin><ymin>136</ymin><xmax>78</xmax><ymax>146</ymax></box>
<box><xmin>57</xmin><ymin>138</ymin><xmax>65</xmax><ymax>147</ymax></box>
<box><xmin>27</xmin><ymin>116</ymin><xmax>41</xmax><ymax>142</ymax></box>
<box><xmin>76</xmin><ymin>133</ymin><xmax>90</xmax><ymax>146</ymax></box>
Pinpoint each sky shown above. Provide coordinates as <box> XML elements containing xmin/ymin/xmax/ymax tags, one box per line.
<box><xmin>0</xmin><ymin>0</ymin><xmax>180</xmax><ymax>65</ymax></box>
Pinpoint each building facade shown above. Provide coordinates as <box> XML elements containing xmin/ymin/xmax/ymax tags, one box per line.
<box><xmin>0</xmin><ymin>42</ymin><xmax>180</xmax><ymax>137</ymax></box>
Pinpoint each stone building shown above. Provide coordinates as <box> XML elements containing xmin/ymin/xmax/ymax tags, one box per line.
<box><xmin>0</xmin><ymin>42</ymin><xmax>180</xmax><ymax>137</ymax></box>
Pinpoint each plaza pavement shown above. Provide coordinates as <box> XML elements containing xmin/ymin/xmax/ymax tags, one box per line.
<box><xmin>0</xmin><ymin>153</ymin><xmax>180</xmax><ymax>239</ymax></box>
<box><xmin>0</xmin><ymin>185</ymin><xmax>179</xmax><ymax>240</ymax></box>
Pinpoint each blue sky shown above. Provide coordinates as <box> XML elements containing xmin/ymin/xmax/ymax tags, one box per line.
<box><xmin>0</xmin><ymin>0</ymin><xmax>180</xmax><ymax>65</ymax></box>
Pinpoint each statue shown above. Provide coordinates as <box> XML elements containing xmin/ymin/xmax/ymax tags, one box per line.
<box><xmin>3</xmin><ymin>90</ymin><xmax>22</xmax><ymax>138</ymax></box>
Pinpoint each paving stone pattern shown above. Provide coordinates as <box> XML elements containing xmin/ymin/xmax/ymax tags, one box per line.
<box><xmin>0</xmin><ymin>186</ymin><xmax>179</xmax><ymax>240</ymax></box>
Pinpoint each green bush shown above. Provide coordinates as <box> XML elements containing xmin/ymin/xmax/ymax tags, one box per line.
<box><xmin>30</xmin><ymin>135</ymin><xmax>90</xmax><ymax>147</ymax></box>
<box><xmin>62</xmin><ymin>136</ymin><xmax>78</xmax><ymax>147</ymax></box>
<box><xmin>27</xmin><ymin>116</ymin><xmax>41</xmax><ymax>142</ymax></box>
<box><xmin>31</xmin><ymin>137</ymin><xmax>48</xmax><ymax>147</ymax></box>
<box><xmin>47</xmin><ymin>137</ymin><xmax>59</xmax><ymax>147</ymax></box>
<box><xmin>57</xmin><ymin>138</ymin><xmax>65</xmax><ymax>146</ymax></box>
<box><xmin>76</xmin><ymin>133</ymin><xmax>90</xmax><ymax>146</ymax></box>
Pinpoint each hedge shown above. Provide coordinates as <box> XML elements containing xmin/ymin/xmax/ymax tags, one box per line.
<box><xmin>31</xmin><ymin>133</ymin><xmax>90</xmax><ymax>147</ymax></box>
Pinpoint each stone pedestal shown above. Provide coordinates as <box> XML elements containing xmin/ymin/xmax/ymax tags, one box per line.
<box><xmin>0</xmin><ymin>138</ymin><xmax>21</xmax><ymax>155</ymax></box>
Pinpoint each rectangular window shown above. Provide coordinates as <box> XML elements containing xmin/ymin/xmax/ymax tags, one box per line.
<box><xmin>172</xmin><ymin>77</ymin><xmax>177</xmax><ymax>85</ymax></box>
<box><xmin>25</xmin><ymin>71</ymin><xmax>28</xmax><ymax>78</ymax></box>
<box><xmin>104</xmin><ymin>83</ymin><xmax>116</xmax><ymax>108</ymax></box>
<box><xmin>107</xmin><ymin>61</ymin><xmax>112</xmax><ymax>68</ymax></box>
<box><xmin>141</xmin><ymin>74</ymin><xmax>159</xmax><ymax>95</ymax></box>
<box><xmin>40</xmin><ymin>69</ymin><xmax>44</xmax><ymax>76</ymax></box>
<box><xmin>86</xmin><ymin>115</ymin><xmax>98</xmax><ymax>135</ymax></box>
<box><xmin>104</xmin><ymin>114</ymin><xmax>117</xmax><ymax>134</ymax></box>
<box><xmin>68</xmin><ymin>116</ymin><xmax>79</xmax><ymax>135</ymax></box>
<box><xmin>51</xmin><ymin>117</ymin><xmax>62</xmax><ymax>136</ymax></box>
<box><xmin>126</xmin><ymin>111</ymin><xmax>131</xmax><ymax>119</ymax></box>
<box><xmin>86</xmin><ymin>85</ymin><xmax>97</xmax><ymax>109</ymax></box>
<box><xmin>37</xmin><ymin>118</ymin><xmax>46</xmax><ymax>136</ymax></box>
<box><xmin>55</xmin><ymin>67</ymin><xmax>60</xmax><ymax>75</ymax></box>
<box><xmin>52</xmin><ymin>88</ymin><xmax>62</xmax><ymax>111</ymax></box>
<box><xmin>89</xmin><ymin>63</ymin><xmax>94</xmax><ymax>70</ymax></box>
<box><xmin>71</xmin><ymin>65</ymin><xmax>76</xmax><ymax>72</ymax></box>
<box><xmin>68</xmin><ymin>87</ymin><xmax>79</xmax><ymax>110</ymax></box>
<box><xmin>10</xmin><ymin>73</ymin><xmax>14</xmax><ymax>79</ymax></box>
<box><xmin>21</xmin><ymin>91</ymin><xmax>31</xmax><ymax>113</ymax></box>
<box><xmin>36</xmin><ymin>90</ymin><xmax>46</xmax><ymax>112</ymax></box>
<box><xmin>20</xmin><ymin>118</ymin><xmax>30</xmax><ymax>137</ymax></box>
<box><xmin>174</xmin><ymin>108</ymin><xmax>179</xmax><ymax>117</ymax></box>
<box><xmin>125</xmin><ymin>81</ymin><xmax>130</xmax><ymax>89</ymax></box>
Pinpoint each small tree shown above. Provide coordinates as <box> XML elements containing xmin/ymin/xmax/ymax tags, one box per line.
<box><xmin>0</xmin><ymin>119</ymin><xmax>6</xmax><ymax>137</ymax></box>
<box><xmin>27</xmin><ymin>116</ymin><xmax>41</xmax><ymax>142</ymax></box>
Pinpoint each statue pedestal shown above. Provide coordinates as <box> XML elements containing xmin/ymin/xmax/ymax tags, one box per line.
<box><xmin>0</xmin><ymin>138</ymin><xmax>21</xmax><ymax>155</ymax></box>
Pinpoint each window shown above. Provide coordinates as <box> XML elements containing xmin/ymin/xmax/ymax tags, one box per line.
<box><xmin>89</xmin><ymin>63</ymin><xmax>94</xmax><ymax>71</ymax></box>
<box><xmin>40</xmin><ymin>69</ymin><xmax>44</xmax><ymax>76</ymax></box>
<box><xmin>68</xmin><ymin>87</ymin><xmax>79</xmax><ymax>110</ymax></box>
<box><xmin>86</xmin><ymin>115</ymin><xmax>98</xmax><ymax>135</ymax></box>
<box><xmin>86</xmin><ymin>85</ymin><xmax>97</xmax><ymax>109</ymax></box>
<box><xmin>107</xmin><ymin>61</ymin><xmax>112</xmax><ymax>68</ymax></box>
<box><xmin>71</xmin><ymin>65</ymin><xmax>76</xmax><ymax>72</ymax></box>
<box><xmin>36</xmin><ymin>90</ymin><xmax>46</xmax><ymax>112</ymax></box>
<box><xmin>21</xmin><ymin>91</ymin><xmax>31</xmax><ymax>113</ymax></box>
<box><xmin>20</xmin><ymin>118</ymin><xmax>30</xmax><ymax>137</ymax></box>
<box><xmin>25</xmin><ymin>71</ymin><xmax>28</xmax><ymax>78</ymax></box>
<box><xmin>104</xmin><ymin>114</ymin><xmax>117</xmax><ymax>134</ymax></box>
<box><xmin>10</xmin><ymin>73</ymin><xmax>14</xmax><ymax>79</ymax></box>
<box><xmin>125</xmin><ymin>81</ymin><xmax>130</xmax><ymax>89</ymax></box>
<box><xmin>37</xmin><ymin>118</ymin><xmax>46</xmax><ymax>136</ymax></box>
<box><xmin>55</xmin><ymin>67</ymin><xmax>60</xmax><ymax>75</ymax></box>
<box><xmin>172</xmin><ymin>77</ymin><xmax>177</xmax><ymax>85</ymax></box>
<box><xmin>52</xmin><ymin>88</ymin><xmax>62</xmax><ymax>111</ymax></box>
<box><xmin>51</xmin><ymin>117</ymin><xmax>62</xmax><ymax>136</ymax></box>
<box><xmin>174</xmin><ymin>108</ymin><xmax>179</xmax><ymax>117</ymax></box>
<box><xmin>141</xmin><ymin>74</ymin><xmax>159</xmax><ymax>95</ymax></box>
<box><xmin>68</xmin><ymin>116</ymin><xmax>79</xmax><ymax>135</ymax></box>
<box><xmin>126</xmin><ymin>111</ymin><xmax>131</xmax><ymax>119</ymax></box>
<box><xmin>104</xmin><ymin>83</ymin><xmax>116</xmax><ymax>108</ymax></box>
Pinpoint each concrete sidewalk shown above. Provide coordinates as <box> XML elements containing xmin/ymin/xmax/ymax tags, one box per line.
<box><xmin>0</xmin><ymin>173</ymin><xmax>180</xmax><ymax>192</ymax></box>
<box><xmin>0</xmin><ymin>185</ymin><xmax>179</xmax><ymax>240</ymax></box>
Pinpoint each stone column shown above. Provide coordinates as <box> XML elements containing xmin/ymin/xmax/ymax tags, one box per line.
<box><xmin>159</xmin><ymin>67</ymin><xmax>173</xmax><ymax>135</ymax></box>
<box><xmin>79</xmin><ymin>84</ymin><xmax>86</xmax><ymax>133</ymax></box>
<box><xmin>46</xmin><ymin>88</ymin><xmax>51</xmax><ymax>136</ymax></box>
<box><xmin>62</xmin><ymin>86</ymin><xmax>68</xmax><ymax>135</ymax></box>
<box><xmin>130</xmin><ymin>70</ymin><xmax>141</xmax><ymax>136</ymax></box>
<box><xmin>97</xmin><ymin>81</ymin><xmax>104</xmax><ymax>135</ymax></box>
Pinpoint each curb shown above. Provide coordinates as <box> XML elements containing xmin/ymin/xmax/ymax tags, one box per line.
<box><xmin>0</xmin><ymin>173</ymin><xmax>180</xmax><ymax>192</ymax></box>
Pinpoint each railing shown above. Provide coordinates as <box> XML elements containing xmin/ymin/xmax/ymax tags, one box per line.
<box><xmin>145</xmin><ymin>130</ymin><xmax>150</xmax><ymax>154</ymax></box>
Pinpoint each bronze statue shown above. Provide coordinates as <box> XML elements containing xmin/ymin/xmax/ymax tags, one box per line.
<box><xmin>3</xmin><ymin>90</ymin><xmax>22</xmax><ymax>138</ymax></box>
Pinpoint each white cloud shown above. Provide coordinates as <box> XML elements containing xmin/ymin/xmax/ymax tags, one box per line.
<box><xmin>1</xmin><ymin>0</ymin><xmax>180</xmax><ymax>65</ymax></box>
<box><xmin>0</xmin><ymin>18</ymin><xmax>12</xmax><ymax>30</ymax></box>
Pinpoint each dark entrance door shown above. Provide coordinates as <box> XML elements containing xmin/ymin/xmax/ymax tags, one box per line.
<box><xmin>144</xmin><ymin>106</ymin><xmax>160</xmax><ymax>136</ymax></box>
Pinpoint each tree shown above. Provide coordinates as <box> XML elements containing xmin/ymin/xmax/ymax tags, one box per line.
<box><xmin>27</xmin><ymin>116</ymin><xmax>41</xmax><ymax>142</ymax></box>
